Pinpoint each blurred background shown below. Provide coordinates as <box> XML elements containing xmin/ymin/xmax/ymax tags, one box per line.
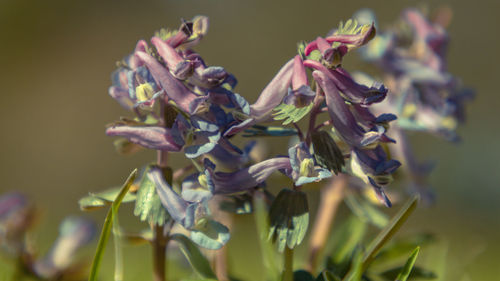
<box><xmin>0</xmin><ymin>0</ymin><xmax>498</xmax><ymax>280</ymax></box>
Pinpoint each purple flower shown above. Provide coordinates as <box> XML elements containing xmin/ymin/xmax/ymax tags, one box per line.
<box><xmin>288</xmin><ymin>142</ymin><xmax>332</xmax><ymax>186</ymax></box>
<box><xmin>106</xmin><ymin>125</ymin><xmax>184</xmax><ymax>151</ymax></box>
<box><xmin>349</xmin><ymin>146</ymin><xmax>401</xmax><ymax>207</ymax></box>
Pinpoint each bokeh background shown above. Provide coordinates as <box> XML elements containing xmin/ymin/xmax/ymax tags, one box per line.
<box><xmin>1</xmin><ymin>0</ymin><xmax>498</xmax><ymax>280</ymax></box>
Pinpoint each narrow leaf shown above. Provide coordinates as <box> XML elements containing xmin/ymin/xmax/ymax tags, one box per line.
<box><xmin>362</xmin><ymin>196</ymin><xmax>419</xmax><ymax>268</ymax></box>
<box><xmin>344</xmin><ymin>194</ymin><xmax>388</xmax><ymax>228</ymax></box>
<box><xmin>343</xmin><ymin>196</ymin><xmax>418</xmax><ymax>281</ymax></box>
<box><xmin>395</xmin><ymin>247</ymin><xmax>420</xmax><ymax>281</ymax></box>
<box><xmin>170</xmin><ymin>233</ymin><xmax>217</xmax><ymax>279</ymax></box>
<box><xmin>88</xmin><ymin>169</ymin><xmax>137</xmax><ymax>281</ymax></box>
<box><xmin>79</xmin><ymin>187</ymin><xmax>136</xmax><ymax>211</ymax></box>
<box><xmin>253</xmin><ymin>191</ymin><xmax>280</xmax><ymax>281</ymax></box>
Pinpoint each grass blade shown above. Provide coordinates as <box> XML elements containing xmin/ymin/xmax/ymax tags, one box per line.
<box><xmin>395</xmin><ymin>247</ymin><xmax>420</xmax><ymax>281</ymax></box>
<box><xmin>253</xmin><ymin>191</ymin><xmax>280</xmax><ymax>281</ymax></box>
<box><xmin>88</xmin><ymin>169</ymin><xmax>137</xmax><ymax>281</ymax></box>
<box><xmin>344</xmin><ymin>196</ymin><xmax>418</xmax><ymax>281</ymax></box>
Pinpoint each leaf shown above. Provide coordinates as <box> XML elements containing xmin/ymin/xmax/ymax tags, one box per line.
<box><xmin>316</xmin><ymin>270</ymin><xmax>341</xmax><ymax>281</ymax></box>
<box><xmin>88</xmin><ymin>169</ymin><xmax>137</xmax><ymax>281</ymax></box>
<box><xmin>273</xmin><ymin>103</ymin><xmax>313</xmax><ymax>125</ymax></box>
<box><xmin>394</xmin><ymin>247</ymin><xmax>420</xmax><ymax>281</ymax></box>
<box><xmin>242</xmin><ymin>125</ymin><xmax>298</xmax><ymax>137</ymax></box>
<box><xmin>190</xmin><ymin>219</ymin><xmax>230</xmax><ymax>250</ymax></box>
<box><xmin>294</xmin><ymin>270</ymin><xmax>315</xmax><ymax>281</ymax></box>
<box><xmin>170</xmin><ymin>233</ymin><xmax>217</xmax><ymax>279</ymax></box>
<box><xmin>344</xmin><ymin>194</ymin><xmax>388</xmax><ymax>228</ymax></box>
<box><xmin>343</xmin><ymin>196</ymin><xmax>419</xmax><ymax>281</ymax></box>
<box><xmin>133</xmin><ymin>165</ymin><xmax>171</xmax><ymax>226</ymax></box>
<box><xmin>253</xmin><ymin>191</ymin><xmax>280</xmax><ymax>281</ymax></box>
<box><xmin>380</xmin><ymin>266</ymin><xmax>436</xmax><ymax>281</ymax></box>
<box><xmin>311</xmin><ymin>130</ymin><xmax>345</xmax><ymax>175</ymax></box>
<box><xmin>79</xmin><ymin>187</ymin><xmax>137</xmax><ymax>211</ymax></box>
<box><xmin>330</xmin><ymin>216</ymin><xmax>367</xmax><ymax>266</ymax></box>
<box><xmin>362</xmin><ymin>196</ymin><xmax>419</xmax><ymax>268</ymax></box>
<box><xmin>372</xmin><ymin>233</ymin><xmax>434</xmax><ymax>266</ymax></box>
<box><xmin>268</xmin><ymin>189</ymin><xmax>309</xmax><ymax>252</ymax></box>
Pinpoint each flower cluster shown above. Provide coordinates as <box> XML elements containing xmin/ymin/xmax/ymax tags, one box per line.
<box><xmin>104</xmin><ymin>16</ymin><xmax>401</xmax><ymax>252</ymax></box>
<box><xmin>355</xmin><ymin>8</ymin><xmax>473</xmax><ymax>141</ymax></box>
<box><xmin>353</xmin><ymin>8</ymin><xmax>473</xmax><ymax>201</ymax></box>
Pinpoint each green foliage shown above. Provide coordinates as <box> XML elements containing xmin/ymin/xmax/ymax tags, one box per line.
<box><xmin>170</xmin><ymin>234</ymin><xmax>217</xmax><ymax>279</ymax></box>
<box><xmin>133</xmin><ymin>165</ymin><xmax>171</xmax><ymax>226</ymax></box>
<box><xmin>316</xmin><ymin>270</ymin><xmax>341</xmax><ymax>281</ymax></box>
<box><xmin>311</xmin><ymin>130</ymin><xmax>345</xmax><ymax>175</ymax></box>
<box><xmin>79</xmin><ymin>187</ymin><xmax>136</xmax><ymax>211</ymax></box>
<box><xmin>342</xmin><ymin>196</ymin><xmax>419</xmax><ymax>281</ymax></box>
<box><xmin>88</xmin><ymin>169</ymin><xmax>137</xmax><ymax>281</ymax></box>
<box><xmin>190</xmin><ymin>219</ymin><xmax>230</xmax><ymax>250</ymax></box>
<box><xmin>344</xmin><ymin>194</ymin><xmax>388</xmax><ymax>228</ymax></box>
<box><xmin>380</xmin><ymin>266</ymin><xmax>436</xmax><ymax>281</ymax></box>
<box><xmin>329</xmin><ymin>216</ymin><xmax>367</xmax><ymax>267</ymax></box>
<box><xmin>268</xmin><ymin>189</ymin><xmax>309</xmax><ymax>252</ymax></box>
<box><xmin>273</xmin><ymin>103</ymin><xmax>314</xmax><ymax>125</ymax></box>
<box><xmin>242</xmin><ymin>125</ymin><xmax>298</xmax><ymax>137</ymax></box>
<box><xmin>395</xmin><ymin>247</ymin><xmax>420</xmax><ymax>281</ymax></box>
<box><xmin>253</xmin><ymin>191</ymin><xmax>280</xmax><ymax>281</ymax></box>
<box><xmin>336</xmin><ymin>19</ymin><xmax>365</xmax><ymax>36</ymax></box>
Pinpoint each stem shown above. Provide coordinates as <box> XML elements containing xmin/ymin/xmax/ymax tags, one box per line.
<box><xmin>305</xmin><ymin>85</ymin><xmax>325</xmax><ymax>145</ymax></box>
<box><xmin>306</xmin><ymin>174</ymin><xmax>347</xmax><ymax>274</ymax></box>
<box><xmin>153</xmin><ymin>225</ymin><xmax>168</xmax><ymax>281</ymax></box>
<box><xmin>282</xmin><ymin>247</ymin><xmax>294</xmax><ymax>281</ymax></box>
<box><xmin>153</xmin><ymin>98</ymin><xmax>170</xmax><ymax>281</ymax></box>
<box><xmin>113</xmin><ymin>216</ymin><xmax>124</xmax><ymax>281</ymax></box>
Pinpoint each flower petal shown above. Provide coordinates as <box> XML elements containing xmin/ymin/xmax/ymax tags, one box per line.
<box><xmin>135</xmin><ymin>51</ymin><xmax>207</xmax><ymax>115</ymax></box>
<box><xmin>106</xmin><ymin>125</ymin><xmax>183</xmax><ymax>151</ymax></box>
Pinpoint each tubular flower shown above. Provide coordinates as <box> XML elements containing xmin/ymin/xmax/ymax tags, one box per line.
<box><xmin>356</xmin><ymin>8</ymin><xmax>473</xmax><ymax>141</ymax></box>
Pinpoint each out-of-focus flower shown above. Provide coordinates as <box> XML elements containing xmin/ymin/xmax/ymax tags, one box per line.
<box><xmin>356</xmin><ymin>8</ymin><xmax>473</xmax><ymax>141</ymax></box>
<box><xmin>33</xmin><ymin>217</ymin><xmax>96</xmax><ymax>279</ymax></box>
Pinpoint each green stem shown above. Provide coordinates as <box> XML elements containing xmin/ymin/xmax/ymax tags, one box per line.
<box><xmin>113</xmin><ymin>216</ymin><xmax>124</xmax><ymax>281</ymax></box>
<box><xmin>282</xmin><ymin>247</ymin><xmax>294</xmax><ymax>281</ymax></box>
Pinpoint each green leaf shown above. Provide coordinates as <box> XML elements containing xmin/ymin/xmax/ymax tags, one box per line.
<box><xmin>268</xmin><ymin>189</ymin><xmax>309</xmax><ymax>252</ymax></box>
<box><xmin>79</xmin><ymin>187</ymin><xmax>137</xmax><ymax>211</ymax></box>
<box><xmin>273</xmin><ymin>103</ymin><xmax>313</xmax><ymax>125</ymax></box>
<box><xmin>394</xmin><ymin>247</ymin><xmax>420</xmax><ymax>281</ymax></box>
<box><xmin>380</xmin><ymin>266</ymin><xmax>436</xmax><ymax>281</ymax></box>
<box><xmin>133</xmin><ymin>165</ymin><xmax>171</xmax><ymax>226</ymax></box>
<box><xmin>316</xmin><ymin>270</ymin><xmax>341</xmax><ymax>281</ymax></box>
<box><xmin>242</xmin><ymin>125</ymin><xmax>298</xmax><ymax>137</ymax></box>
<box><xmin>362</xmin><ymin>196</ymin><xmax>419</xmax><ymax>268</ymax></box>
<box><xmin>343</xmin><ymin>196</ymin><xmax>419</xmax><ymax>281</ymax></box>
<box><xmin>311</xmin><ymin>130</ymin><xmax>345</xmax><ymax>175</ymax></box>
<box><xmin>344</xmin><ymin>194</ymin><xmax>388</xmax><ymax>228</ymax></box>
<box><xmin>307</xmin><ymin>50</ymin><xmax>322</xmax><ymax>61</ymax></box>
<box><xmin>330</xmin><ymin>216</ymin><xmax>367</xmax><ymax>266</ymax></box>
<box><xmin>344</xmin><ymin>248</ymin><xmax>363</xmax><ymax>281</ymax></box>
<box><xmin>170</xmin><ymin>233</ymin><xmax>217</xmax><ymax>279</ymax></box>
<box><xmin>88</xmin><ymin>169</ymin><xmax>137</xmax><ymax>281</ymax></box>
<box><xmin>253</xmin><ymin>191</ymin><xmax>280</xmax><ymax>281</ymax></box>
<box><xmin>372</xmin><ymin>233</ymin><xmax>434</xmax><ymax>266</ymax></box>
<box><xmin>190</xmin><ymin>219</ymin><xmax>230</xmax><ymax>250</ymax></box>
<box><xmin>294</xmin><ymin>270</ymin><xmax>315</xmax><ymax>281</ymax></box>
